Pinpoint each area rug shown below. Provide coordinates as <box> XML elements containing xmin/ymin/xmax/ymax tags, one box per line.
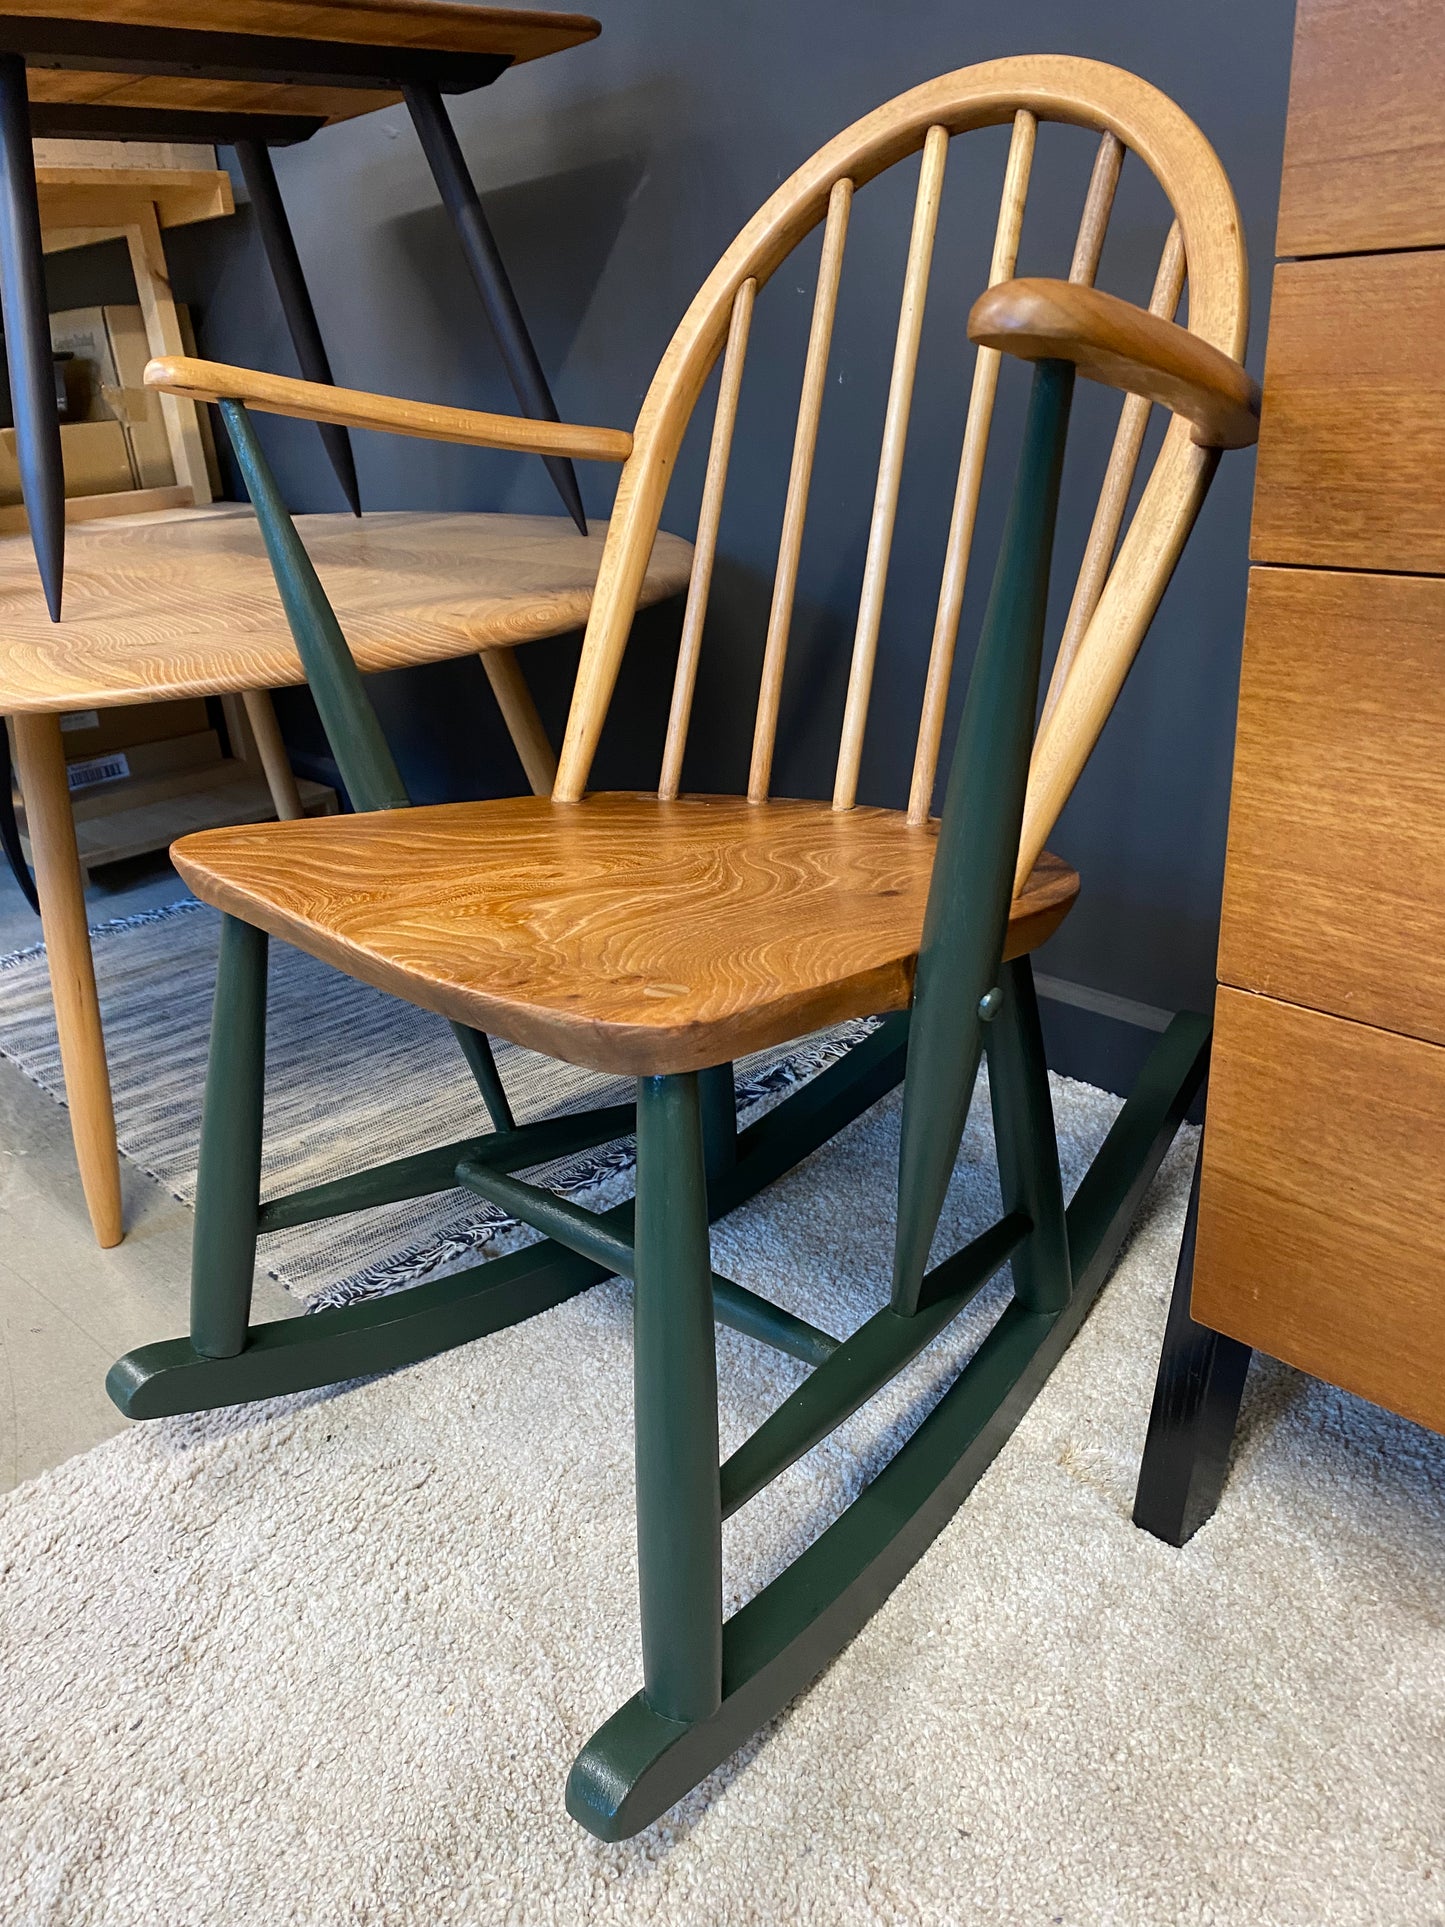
<box><xmin>0</xmin><ymin>900</ymin><xmax>868</xmax><ymax>1308</ymax></box>
<box><xmin>2</xmin><ymin>1075</ymin><xmax>1442</xmax><ymax>1926</ymax></box>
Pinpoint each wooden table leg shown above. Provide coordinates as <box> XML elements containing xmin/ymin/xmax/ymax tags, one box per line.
<box><xmin>0</xmin><ymin>55</ymin><xmax>65</xmax><ymax>619</ymax></box>
<box><xmin>402</xmin><ymin>81</ymin><xmax>587</xmax><ymax>535</ymax></box>
<box><xmin>123</xmin><ymin>201</ymin><xmax>213</xmax><ymax>506</ymax></box>
<box><xmin>239</xmin><ymin>689</ymin><xmax>305</xmax><ymax>820</ymax></box>
<box><xmin>480</xmin><ymin>649</ymin><xmax>557</xmax><ymax>795</ymax></box>
<box><xmin>11</xmin><ymin>711</ymin><xmax>123</xmax><ymax>1246</ymax></box>
<box><xmin>233</xmin><ymin>139</ymin><xmax>362</xmax><ymax>518</ymax></box>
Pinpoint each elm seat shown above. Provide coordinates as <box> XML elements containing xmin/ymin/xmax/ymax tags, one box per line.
<box><xmin>171</xmin><ymin>791</ymin><xmax>1079</xmax><ymax>1074</ymax></box>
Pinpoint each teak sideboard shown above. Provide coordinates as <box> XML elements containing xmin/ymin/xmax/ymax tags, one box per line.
<box><xmin>1136</xmin><ymin>0</ymin><xmax>1445</xmax><ymax>1540</ymax></box>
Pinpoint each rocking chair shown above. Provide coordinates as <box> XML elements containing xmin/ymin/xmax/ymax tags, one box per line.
<box><xmin>108</xmin><ymin>56</ymin><xmax>1258</xmax><ymax>1838</ymax></box>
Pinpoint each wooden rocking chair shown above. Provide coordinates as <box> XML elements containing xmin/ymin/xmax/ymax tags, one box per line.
<box><xmin>108</xmin><ymin>56</ymin><xmax>1258</xmax><ymax>1837</ymax></box>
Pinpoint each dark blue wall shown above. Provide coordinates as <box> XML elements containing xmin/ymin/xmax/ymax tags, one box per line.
<box><xmin>49</xmin><ymin>1</ymin><xmax>1296</xmax><ymax>1088</ymax></box>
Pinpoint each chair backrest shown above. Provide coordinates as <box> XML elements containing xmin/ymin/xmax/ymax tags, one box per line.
<box><xmin>551</xmin><ymin>56</ymin><xmax>1247</xmax><ymax>889</ymax></box>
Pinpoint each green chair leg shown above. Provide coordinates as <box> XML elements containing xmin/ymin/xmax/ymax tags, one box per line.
<box><xmin>986</xmin><ymin>955</ymin><xmax>1071</xmax><ymax>1314</ymax></box>
<box><xmin>190</xmin><ymin>915</ymin><xmax>268</xmax><ymax>1359</ymax></box>
<box><xmin>699</xmin><ymin>1060</ymin><xmax>737</xmax><ymax>1183</ymax></box>
<box><xmin>633</xmin><ymin>1072</ymin><xmax>723</xmax><ymax>1725</ymax></box>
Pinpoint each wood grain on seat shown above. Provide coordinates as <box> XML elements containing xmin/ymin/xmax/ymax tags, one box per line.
<box><xmin>172</xmin><ymin>792</ymin><xmax>1079</xmax><ymax>1074</ymax></box>
<box><xmin>0</xmin><ymin>507</ymin><xmax>693</xmax><ymax>711</ymax></box>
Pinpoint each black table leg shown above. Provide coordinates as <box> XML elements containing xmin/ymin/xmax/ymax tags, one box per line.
<box><xmin>0</xmin><ymin>55</ymin><xmax>64</xmax><ymax>619</ymax></box>
<box><xmin>1132</xmin><ymin>1134</ymin><xmax>1253</xmax><ymax>1546</ymax></box>
<box><xmin>404</xmin><ymin>82</ymin><xmax>587</xmax><ymax>534</ymax></box>
<box><xmin>234</xmin><ymin>139</ymin><xmax>361</xmax><ymax>516</ymax></box>
<box><xmin>0</xmin><ymin>724</ymin><xmax>39</xmax><ymax>912</ymax></box>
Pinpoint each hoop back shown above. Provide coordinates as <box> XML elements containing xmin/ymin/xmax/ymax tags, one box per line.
<box><xmin>553</xmin><ymin>56</ymin><xmax>1248</xmax><ymax>891</ymax></box>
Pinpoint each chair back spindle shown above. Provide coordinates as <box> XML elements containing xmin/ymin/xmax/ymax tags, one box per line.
<box><xmin>1039</xmin><ymin>220</ymin><xmax>1186</xmax><ymax>729</ymax></box>
<box><xmin>832</xmin><ymin>123</ymin><xmax>950</xmax><ymax>812</ymax></box>
<box><xmin>749</xmin><ymin>178</ymin><xmax>853</xmax><ymax>801</ymax></box>
<box><xmin>1068</xmin><ymin>131</ymin><xmax>1124</xmax><ymax>286</ymax></box>
<box><xmin>906</xmin><ymin>107</ymin><xmax>1035</xmax><ymax>826</ymax></box>
<box><xmin>660</xmin><ymin>278</ymin><xmax>756</xmax><ymax>799</ymax></box>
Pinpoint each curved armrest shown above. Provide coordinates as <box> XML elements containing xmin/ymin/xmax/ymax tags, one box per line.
<box><xmin>143</xmin><ymin>356</ymin><xmax>635</xmax><ymax>463</ymax></box>
<box><xmin>968</xmin><ymin>278</ymin><xmax>1260</xmax><ymax>449</ymax></box>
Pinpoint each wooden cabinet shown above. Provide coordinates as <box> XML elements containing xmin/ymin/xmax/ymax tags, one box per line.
<box><xmin>1218</xmin><ymin>567</ymin><xmax>1445</xmax><ymax>1047</ymax></box>
<box><xmin>1275</xmin><ymin>0</ymin><xmax>1445</xmax><ymax>256</ymax></box>
<box><xmin>1194</xmin><ymin>989</ymin><xmax>1445</xmax><ymax>1435</ymax></box>
<box><xmin>1135</xmin><ymin>0</ymin><xmax>1445</xmax><ymax>1546</ymax></box>
<box><xmin>1252</xmin><ymin>251</ymin><xmax>1445</xmax><ymax>574</ymax></box>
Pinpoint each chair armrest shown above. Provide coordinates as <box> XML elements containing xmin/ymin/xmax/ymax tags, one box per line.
<box><xmin>967</xmin><ymin>278</ymin><xmax>1260</xmax><ymax>449</ymax></box>
<box><xmin>143</xmin><ymin>356</ymin><xmax>635</xmax><ymax>463</ymax></box>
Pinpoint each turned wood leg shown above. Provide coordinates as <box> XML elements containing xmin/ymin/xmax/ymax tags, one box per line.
<box><xmin>239</xmin><ymin>689</ymin><xmax>304</xmax><ymax>820</ymax></box>
<box><xmin>480</xmin><ymin>650</ymin><xmax>557</xmax><ymax>796</ymax></box>
<box><xmin>10</xmin><ymin>711</ymin><xmax>123</xmax><ymax>1246</ymax></box>
<box><xmin>1132</xmin><ymin>1138</ymin><xmax>1252</xmax><ymax>1546</ymax></box>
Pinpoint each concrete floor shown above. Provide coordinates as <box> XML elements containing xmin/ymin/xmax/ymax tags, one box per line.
<box><xmin>0</xmin><ymin>854</ymin><xmax>291</xmax><ymax>1494</ymax></box>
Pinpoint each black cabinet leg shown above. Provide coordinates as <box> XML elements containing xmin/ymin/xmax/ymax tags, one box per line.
<box><xmin>0</xmin><ymin>55</ymin><xmax>64</xmax><ymax>619</ymax></box>
<box><xmin>403</xmin><ymin>81</ymin><xmax>587</xmax><ymax>534</ymax></box>
<box><xmin>234</xmin><ymin>139</ymin><xmax>362</xmax><ymax>516</ymax></box>
<box><xmin>1132</xmin><ymin>1137</ymin><xmax>1252</xmax><ymax>1546</ymax></box>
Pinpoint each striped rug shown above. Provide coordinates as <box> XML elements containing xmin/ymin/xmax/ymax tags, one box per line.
<box><xmin>0</xmin><ymin>900</ymin><xmax>868</xmax><ymax>1309</ymax></box>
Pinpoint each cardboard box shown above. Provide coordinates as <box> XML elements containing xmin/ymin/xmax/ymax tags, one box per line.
<box><xmin>58</xmin><ymin>698</ymin><xmax>212</xmax><ymax>757</ymax></box>
<box><xmin>49</xmin><ymin>305</ymin><xmax>176</xmax><ymax>488</ymax></box>
<box><xmin>0</xmin><ymin>419</ymin><xmax>135</xmax><ymax>505</ymax></box>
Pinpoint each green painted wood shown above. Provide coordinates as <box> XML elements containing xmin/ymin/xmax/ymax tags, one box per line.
<box><xmin>190</xmin><ymin>915</ymin><xmax>268</xmax><ymax>1359</ymax></box>
<box><xmin>713</xmin><ymin>1014</ymin><xmax>911</xmax><ymax>1219</ymax></box>
<box><xmin>1065</xmin><ymin>1010</ymin><xmax>1210</xmax><ymax>1298</ymax></box>
<box><xmin>708</xmin><ymin>1275</ymin><xmax>837</xmax><ymax>1368</ymax></box>
<box><xmin>222</xmin><ymin>402</ymin><xmax>526</xmax><ymax>1131</ymax></box>
<box><xmin>633</xmin><ymin>1074</ymin><xmax>723</xmax><ymax>1724</ymax></box>
<box><xmin>458</xmin><ymin>1147</ymin><xmax>840</xmax><ymax>1367</ymax></box>
<box><xmin>567</xmin><ymin>1295</ymin><xmax>1056</xmax><ymax>1840</ymax></box>
<box><xmin>257</xmin><ymin>1102</ymin><xmax>636</xmax><ymax>1233</ymax></box>
<box><xmin>110</xmin><ymin>1234</ymin><xmax>608</xmax><ymax>1420</ymax></box>
<box><xmin>110</xmin><ymin>1030</ymin><xmax>899</xmax><ymax>1418</ymax></box>
<box><xmin>451</xmin><ymin>1023</ymin><xmax>516</xmax><ymax>1134</ymax></box>
<box><xmin>566</xmin><ymin>1006</ymin><xmax>1209</xmax><ymax>1839</ymax></box>
<box><xmin>699</xmin><ymin>1062</ymin><xmax>737</xmax><ymax>1181</ymax></box>
<box><xmin>219</xmin><ymin>398</ymin><xmax>409</xmax><ymax>815</ymax></box>
<box><xmin>719</xmin><ymin>1210</ymin><xmax>1027</xmax><ymax>1519</ymax></box>
<box><xmin>457</xmin><ymin>1155</ymin><xmax>633</xmax><ymax>1273</ymax></box>
<box><xmin>891</xmin><ymin>360</ymin><xmax>1075</xmax><ymax>1317</ymax></box>
<box><xmin>985</xmin><ymin>957</ymin><xmax>1071</xmax><ymax>1314</ymax></box>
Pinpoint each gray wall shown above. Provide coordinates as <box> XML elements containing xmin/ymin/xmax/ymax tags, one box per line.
<box><xmin>52</xmin><ymin>0</ymin><xmax>1296</xmax><ymax>1088</ymax></box>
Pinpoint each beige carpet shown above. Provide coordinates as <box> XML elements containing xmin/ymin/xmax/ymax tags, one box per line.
<box><xmin>2</xmin><ymin>1076</ymin><xmax>1441</xmax><ymax>1926</ymax></box>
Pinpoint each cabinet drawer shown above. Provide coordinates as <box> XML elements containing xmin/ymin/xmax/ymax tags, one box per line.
<box><xmin>1278</xmin><ymin>0</ymin><xmax>1445</xmax><ymax>256</ymax></box>
<box><xmin>1218</xmin><ymin>567</ymin><xmax>1445</xmax><ymax>1045</ymax></box>
<box><xmin>1194</xmin><ymin>988</ymin><xmax>1445</xmax><ymax>1434</ymax></box>
<box><xmin>1251</xmin><ymin>252</ymin><xmax>1445</xmax><ymax>575</ymax></box>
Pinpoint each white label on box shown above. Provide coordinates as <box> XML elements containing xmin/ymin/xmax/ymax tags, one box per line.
<box><xmin>60</xmin><ymin>709</ymin><xmax>100</xmax><ymax>733</ymax></box>
<box><xmin>66</xmin><ymin>751</ymin><xmax>130</xmax><ymax>793</ymax></box>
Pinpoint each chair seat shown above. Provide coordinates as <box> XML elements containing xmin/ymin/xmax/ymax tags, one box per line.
<box><xmin>172</xmin><ymin>792</ymin><xmax>1079</xmax><ymax>1074</ymax></box>
<box><xmin>0</xmin><ymin>507</ymin><xmax>693</xmax><ymax>712</ymax></box>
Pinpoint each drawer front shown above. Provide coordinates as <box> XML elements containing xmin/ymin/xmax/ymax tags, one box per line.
<box><xmin>1194</xmin><ymin>988</ymin><xmax>1445</xmax><ymax>1434</ymax></box>
<box><xmin>1218</xmin><ymin>566</ymin><xmax>1445</xmax><ymax>1046</ymax></box>
<box><xmin>1278</xmin><ymin>0</ymin><xmax>1445</xmax><ymax>257</ymax></box>
<box><xmin>1251</xmin><ymin>252</ymin><xmax>1445</xmax><ymax>574</ymax></box>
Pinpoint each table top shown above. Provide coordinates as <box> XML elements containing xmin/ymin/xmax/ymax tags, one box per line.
<box><xmin>9</xmin><ymin>1</ymin><xmax>601</xmax><ymax>137</ymax></box>
<box><xmin>0</xmin><ymin>506</ymin><xmax>692</xmax><ymax>711</ymax></box>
